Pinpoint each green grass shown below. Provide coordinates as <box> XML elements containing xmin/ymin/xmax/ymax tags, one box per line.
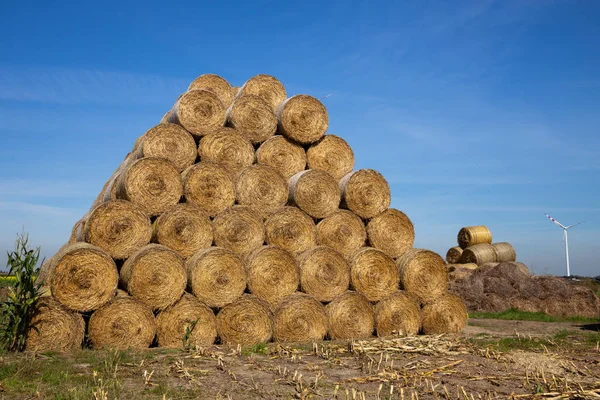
<box><xmin>469</xmin><ymin>308</ymin><xmax>600</xmax><ymax>324</ymax></box>
<box><xmin>470</xmin><ymin>329</ymin><xmax>600</xmax><ymax>352</ymax></box>
<box><xmin>242</xmin><ymin>342</ymin><xmax>268</xmax><ymax>355</ymax></box>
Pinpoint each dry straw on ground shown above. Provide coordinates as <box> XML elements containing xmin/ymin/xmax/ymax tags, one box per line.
<box><xmin>116</xmin><ymin>157</ymin><xmax>182</xmax><ymax>216</ymax></box>
<box><xmin>156</xmin><ymin>293</ymin><xmax>217</xmax><ymax>348</ymax></box>
<box><xmin>235</xmin><ymin>164</ymin><xmax>288</xmax><ymax>215</ymax></box>
<box><xmin>366</xmin><ymin>208</ymin><xmax>415</xmax><ymax>259</ymax></box>
<box><xmin>88</xmin><ymin>296</ymin><xmax>157</xmax><ymax>349</ymax></box>
<box><xmin>350</xmin><ymin>247</ymin><xmax>400</xmax><ymax>302</ymax></box>
<box><xmin>460</xmin><ymin>243</ymin><xmax>498</xmax><ymax>265</ymax></box>
<box><xmin>50</xmin><ymin>243</ymin><xmax>118</xmax><ymax>312</ymax></box>
<box><xmin>26</xmin><ymin>298</ymin><xmax>85</xmax><ymax>352</ymax></box>
<box><xmin>397</xmin><ymin>249</ymin><xmax>449</xmax><ymax>304</ymax></box>
<box><xmin>139</xmin><ymin>123</ymin><xmax>197</xmax><ymax>172</ymax></box>
<box><xmin>288</xmin><ymin>169</ymin><xmax>341</xmax><ymax>219</ymax></box>
<box><xmin>273</xmin><ymin>293</ymin><xmax>328</xmax><ymax>343</ymax></box>
<box><xmin>457</xmin><ymin>225</ymin><xmax>492</xmax><ymax>249</ymax></box>
<box><xmin>297</xmin><ymin>246</ymin><xmax>350</xmax><ymax>302</ymax></box>
<box><xmin>326</xmin><ymin>291</ymin><xmax>374</xmax><ymax>340</ymax></box>
<box><xmin>225</xmin><ymin>95</ymin><xmax>277</xmax><ymax>144</ymax></box>
<box><xmin>151</xmin><ymin>203</ymin><xmax>213</xmax><ymax>259</ymax></box>
<box><xmin>375</xmin><ymin>291</ymin><xmax>421</xmax><ymax>337</ymax></box>
<box><xmin>186</xmin><ymin>247</ymin><xmax>247</xmax><ymax>308</ymax></box>
<box><xmin>168</xmin><ymin>89</ymin><xmax>226</xmax><ymax>137</ymax></box>
<box><xmin>246</xmin><ymin>246</ymin><xmax>300</xmax><ymax>306</ymax></box>
<box><xmin>421</xmin><ymin>292</ymin><xmax>468</xmax><ymax>334</ymax></box>
<box><xmin>237</xmin><ymin>74</ymin><xmax>287</xmax><ymax>110</ymax></box>
<box><xmin>306</xmin><ymin>135</ymin><xmax>354</xmax><ymax>180</ymax></box>
<box><xmin>182</xmin><ymin>162</ymin><xmax>236</xmax><ymax>217</ymax></box>
<box><xmin>212</xmin><ymin>205</ymin><xmax>265</xmax><ymax>258</ymax></box>
<box><xmin>120</xmin><ymin>244</ymin><xmax>187</xmax><ymax>310</ymax></box>
<box><xmin>264</xmin><ymin>206</ymin><xmax>316</xmax><ymax>255</ymax></box>
<box><xmin>198</xmin><ymin>127</ymin><xmax>254</xmax><ymax>175</ymax></box>
<box><xmin>340</xmin><ymin>169</ymin><xmax>391</xmax><ymax>219</ymax></box>
<box><xmin>188</xmin><ymin>73</ymin><xmax>234</xmax><ymax>108</ymax></box>
<box><xmin>276</xmin><ymin>95</ymin><xmax>328</xmax><ymax>144</ymax></box>
<box><xmin>216</xmin><ymin>295</ymin><xmax>273</xmax><ymax>345</ymax></box>
<box><xmin>316</xmin><ymin>210</ymin><xmax>366</xmax><ymax>259</ymax></box>
<box><xmin>447</xmin><ymin>263</ymin><xmax>478</xmax><ymax>273</ymax></box>
<box><xmin>492</xmin><ymin>242</ymin><xmax>517</xmax><ymax>262</ymax></box>
<box><xmin>84</xmin><ymin>200</ymin><xmax>152</xmax><ymax>259</ymax></box>
<box><xmin>255</xmin><ymin>135</ymin><xmax>306</xmax><ymax>180</ymax></box>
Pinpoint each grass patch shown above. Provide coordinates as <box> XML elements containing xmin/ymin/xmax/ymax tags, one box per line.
<box><xmin>470</xmin><ymin>329</ymin><xmax>600</xmax><ymax>352</ymax></box>
<box><xmin>242</xmin><ymin>342</ymin><xmax>268</xmax><ymax>355</ymax></box>
<box><xmin>469</xmin><ymin>308</ymin><xmax>599</xmax><ymax>324</ymax></box>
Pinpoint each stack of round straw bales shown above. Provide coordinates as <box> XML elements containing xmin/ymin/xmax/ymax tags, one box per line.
<box><xmin>30</xmin><ymin>73</ymin><xmax>467</xmax><ymax>352</ymax></box>
<box><xmin>446</xmin><ymin>225</ymin><xmax>521</xmax><ymax>269</ymax></box>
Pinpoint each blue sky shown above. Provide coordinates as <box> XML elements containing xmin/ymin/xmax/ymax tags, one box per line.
<box><xmin>1</xmin><ymin>0</ymin><xmax>598</xmax><ymax>276</ymax></box>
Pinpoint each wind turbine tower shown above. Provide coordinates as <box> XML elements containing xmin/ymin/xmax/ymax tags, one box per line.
<box><xmin>544</xmin><ymin>214</ymin><xmax>584</xmax><ymax>277</ymax></box>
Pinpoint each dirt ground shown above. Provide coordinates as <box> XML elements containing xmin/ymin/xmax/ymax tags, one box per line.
<box><xmin>0</xmin><ymin>319</ymin><xmax>598</xmax><ymax>400</ymax></box>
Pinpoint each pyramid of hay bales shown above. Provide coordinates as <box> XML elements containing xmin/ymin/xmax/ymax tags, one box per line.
<box><xmin>28</xmin><ymin>74</ymin><xmax>468</xmax><ymax>352</ymax></box>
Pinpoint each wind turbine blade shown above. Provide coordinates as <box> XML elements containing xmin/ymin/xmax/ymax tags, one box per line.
<box><xmin>545</xmin><ymin>213</ymin><xmax>567</xmax><ymax>229</ymax></box>
<box><xmin>566</xmin><ymin>221</ymin><xmax>585</xmax><ymax>229</ymax></box>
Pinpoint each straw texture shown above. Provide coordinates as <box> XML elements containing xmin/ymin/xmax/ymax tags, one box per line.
<box><xmin>237</xmin><ymin>74</ymin><xmax>287</xmax><ymax>110</ymax></box>
<box><xmin>198</xmin><ymin>127</ymin><xmax>254</xmax><ymax>175</ymax></box>
<box><xmin>216</xmin><ymin>295</ymin><xmax>273</xmax><ymax>345</ymax></box>
<box><xmin>460</xmin><ymin>243</ymin><xmax>498</xmax><ymax>265</ymax></box>
<box><xmin>421</xmin><ymin>293</ymin><xmax>468</xmax><ymax>334</ymax></box>
<box><xmin>375</xmin><ymin>291</ymin><xmax>421</xmax><ymax>337</ymax></box>
<box><xmin>246</xmin><ymin>246</ymin><xmax>300</xmax><ymax>306</ymax></box>
<box><xmin>306</xmin><ymin>135</ymin><xmax>354</xmax><ymax>180</ymax></box>
<box><xmin>288</xmin><ymin>170</ymin><xmax>341</xmax><ymax>219</ymax></box>
<box><xmin>26</xmin><ymin>298</ymin><xmax>85</xmax><ymax>352</ymax></box>
<box><xmin>226</xmin><ymin>95</ymin><xmax>277</xmax><ymax>144</ymax></box>
<box><xmin>182</xmin><ymin>162</ymin><xmax>236</xmax><ymax>217</ymax></box>
<box><xmin>492</xmin><ymin>242</ymin><xmax>517</xmax><ymax>262</ymax></box>
<box><xmin>316</xmin><ymin>210</ymin><xmax>366</xmax><ymax>259</ymax></box>
<box><xmin>265</xmin><ymin>206</ymin><xmax>316</xmax><ymax>255</ymax></box>
<box><xmin>235</xmin><ymin>164</ymin><xmax>288</xmax><ymax>215</ymax></box>
<box><xmin>457</xmin><ymin>226</ymin><xmax>492</xmax><ymax>249</ymax></box>
<box><xmin>212</xmin><ymin>206</ymin><xmax>265</xmax><ymax>258</ymax></box>
<box><xmin>140</xmin><ymin>123</ymin><xmax>197</xmax><ymax>172</ymax></box>
<box><xmin>397</xmin><ymin>249</ymin><xmax>449</xmax><ymax>304</ymax></box>
<box><xmin>255</xmin><ymin>135</ymin><xmax>306</xmax><ymax>180</ymax></box>
<box><xmin>298</xmin><ymin>246</ymin><xmax>351</xmax><ymax>302</ymax></box>
<box><xmin>366</xmin><ymin>208</ymin><xmax>415</xmax><ymax>259</ymax></box>
<box><xmin>168</xmin><ymin>89</ymin><xmax>226</xmax><ymax>138</ymax></box>
<box><xmin>350</xmin><ymin>247</ymin><xmax>400</xmax><ymax>302</ymax></box>
<box><xmin>188</xmin><ymin>74</ymin><xmax>233</xmax><ymax>108</ymax></box>
<box><xmin>273</xmin><ymin>293</ymin><xmax>328</xmax><ymax>343</ymax></box>
<box><xmin>276</xmin><ymin>95</ymin><xmax>328</xmax><ymax>144</ymax></box>
<box><xmin>326</xmin><ymin>291</ymin><xmax>374</xmax><ymax>340</ymax></box>
<box><xmin>340</xmin><ymin>169</ymin><xmax>391</xmax><ymax>219</ymax></box>
<box><xmin>446</xmin><ymin>246</ymin><xmax>463</xmax><ymax>264</ymax></box>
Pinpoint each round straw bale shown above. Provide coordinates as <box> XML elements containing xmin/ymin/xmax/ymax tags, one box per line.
<box><xmin>276</xmin><ymin>95</ymin><xmax>328</xmax><ymax>145</ymax></box>
<box><xmin>151</xmin><ymin>203</ymin><xmax>213</xmax><ymax>259</ymax></box>
<box><xmin>49</xmin><ymin>243</ymin><xmax>118</xmax><ymax>312</ymax></box>
<box><xmin>159</xmin><ymin>110</ymin><xmax>171</xmax><ymax>124</ymax></box>
<box><xmin>212</xmin><ymin>206</ymin><xmax>265</xmax><ymax>258</ymax></box>
<box><xmin>116</xmin><ymin>157</ymin><xmax>182</xmax><ymax>217</ymax></box>
<box><xmin>273</xmin><ymin>293</ymin><xmax>328</xmax><ymax>343</ymax></box>
<box><xmin>235</xmin><ymin>164</ymin><xmax>288</xmax><ymax>215</ymax></box>
<box><xmin>421</xmin><ymin>293</ymin><xmax>467</xmax><ymax>334</ymax></box>
<box><xmin>457</xmin><ymin>226</ymin><xmax>492</xmax><ymax>249</ymax></box>
<box><xmin>120</xmin><ymin>244</ymin><xmax>187</xmax><ymax>310</ymax></box>
<box><xmin>298</xmin><ymin>246</ymin><xmax>350</xmax><ymax>302</ymax></box>
<box><xmin>340</xmin><ymin>169</ymin><xmax>391</xmax><ymax>219</ymax></box>
<box><xmin>351</xmin><ymin>247</ymin><xmax>399</xmax><ymax>302</ymax></box>
<box><xmin>306</xmin><ymin>135</ymin><xmax>354</xmax><ymax>180</ymax></box>
<box><xmin>69</xmin><ymin>217</ymin><xmax>86</xmax><ymax>244</ymax></box>
<box><xmin>26</xmin><ymin>298</ymin><xmax>85</xmax><ymax>352</ymax></box>
<box><xmin>448</xmin><ymin>266</ymin><xmax>477</xmax><ymax>282</ymax></box>
<box><xmin>397</xmin><ymin>249</ymin><xmax>448</xmax><ymax>304</ymax></box>
<box><xmin>255</xmin><ymin>135</ymin><xmax>306</xmax><ymax>180</ymax></box>
<box><xmin>238</xmin><ymin>74</ymin><xmax>286</xmax><ymax>110</ymax></box>
<box><xmin>198</xmin><ymin>127</ymin><xmax>254</xmax><ymax>175</ymax></box>
<box><xmin>375</xmin><ymin>291</ymin><xmax>421</xmax><ymax>337</ymax></box>
<box><xmin>492</xmin><ymin>242</ymin><xmax>517</xmax><ymax>262</ymax></box>
<box><xmin>188</xmin><ymin>73</ymin><xmax>233</xmax><ymax>108</ymax></box>
<box><xmin>479</xmin><ymin>262</ymin><xmax>500</xmax><ymax>270</ymax></box>
<box><xmin>366</xmin><ymin>209</ymin><xmax>414</xmax><ymax>259</ymax></box>
<box><xmin>316</xmin><ymin>210</ymin><xmax>366</xmax><ymax>259</ymax></box>
<box><xmin>265</xmin><ymin>206</ymin><xmax>316</xmax><ymax>255</ymax></box>
<box><xmin>446</xmin><ymin>246</ymin><xmax>463</xmax><ymax>264</ymax></box>
<box><xmin>216</xmin><ymin>294</ymin><xmax>273</xmax><ymax>345</ymax></box>
<box><xmin>84</xmin><ymin>200</ymin><xmax>152</xmax><ymax>259</ymax></box>
<box><xmin>326</xmin><ymin>291</ymin><xmax>374</xmax><ymax>340</ymax></box>
<box><xmin>459</xmin><ymin>243</ymin><xmax>498</xmax><ymax>265</ymax></box>
<box><xmin>246</xmin><ymin>246</ymin><xmax>300</xmax><ymax>306</ymax></box>
<box><xmin>88</xmin><ymin>296</ymin><xmax>157</xmax><ymax>349</ymax></box>
<box><xmin>156</xmin><ymin>293</ymin><xmax>217</xmax><ymax>348</ymax></box>
<box><xmin>225</xmin><ymin>95</ymin><xmax>277</xmax><ymax>144</ymax></box>
<box><xmin>231</xmin><ymin>86</ymin><xmax>240</xmax><ymax>98</ymax></box>
<box><xmin>187</xmin><ymin>247</ymin><xmax>247</xmax><ymax>308</ymax></box>
<box><xmin>182</xmin><ymin>162</ymin><xmax>236</xmax><ymax>217</ymax></box>
<box><xmin>288</xmin><ymin>170</ymin><xmax>340</xmax><ymax>219</ymax></box>
<box><xmin>512</xmin><ymin>261</ymin><xmax>530</xmax><ymax>276</ymax></box>
<box><xmin>447</xmin><ymin>263</ymin><xmax>478</xmax><ymax>272</ymax></box>
<box><xmin>168</xmin><ymin>89</ymin><xmax>226</xmax><ymax>138</ymax></box>
<box><xmin>139</xmin><ymin>123</ymin><xmax>197</xmax><ymax>172</ymax></box>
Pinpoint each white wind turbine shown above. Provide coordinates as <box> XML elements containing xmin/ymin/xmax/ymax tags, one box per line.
<box><xmin>544</xmin><ymin>214</ymin><xmax>584</xmax><ymax>277</ymax></box>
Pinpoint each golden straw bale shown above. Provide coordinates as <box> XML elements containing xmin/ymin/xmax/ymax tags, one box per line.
<box><xmin>366</xmin><ymin>209</ymin><xmax>415</xmax><ymax>258</ymax></box>
<box><xmin>351</xmin><ymin>247</ymin><xmax>400</xmax><ymax>302</ymax></box>
<box><xmin>182</xmin><ymin>162</ymin><xmax>236</xmax><ymax>217</ymax></box>
<box><xmin>188</xmin><ymin>73</ymin><xmax>233</xmax><ymax>108</ymax></box>
<box><xmin>216</xmin><ymin>294</ymin><xmax>273</xmax><ymax>345</ymax></box>
<box><xmin>168</xmin><ymin>89</ymin><xmax>226</xmax><ymax>138</ymax></box>
<box><xmin>246</xmin><ymin>246</ymin><xmax>300</xmax><ymax>307</ymax></box>
<box><xmin>212</xmin><ymin>206</ymin><xmax>265</xmax><ymax>258</ymax></box>
<box><xmin>231</xmin><ymin>86</ymin><xmax>240</xmax><ymax>98</ymax></box>
<box><xmin>273</xmin><ymin>293</ymin><xmax>328</xmax><ymax>343</ymax></box>
<box><xmin>84</xmin><ymin>200</ymin><xmax>152</xmax><ymax>259</ymax></box>
<box><xmin>265</xmin><ymin>206</ymin><xmax>316</xmax><ymax>255</ymax></box>
<box><xmin>120</xmin><ymin>244</ymin><xmax>187</xmax><ymax>310</ymax></box>
<box><xmin>187</xmin><ymin>247</ymin><xmax>247</xmax><ymax>308</ymax></box>
<box><xmin>198</xmin><ymin>127</ymin><xmax>254</xmax><ymax>175</ymax></box>
<box><xmin>288</xmin><ymin>170</ymin><xmax>341</xmax><ymax>219</ymax></box>
<box><xmin>139</xmin><ymin>123</ymin><xmax>197</xmax><ymax>172</ymax></box>
<box><xmin>226</xmin><ymin>95</ymin><xmax>277</xmax><ymax>144</ymax></box>
<box><xmin>447</xmin><ymin>263</ymin><xmax>478</xmax><ymax>273</ymax></box>
<box><xmin>237</xmin><ymin>74</ymin><xmax>286</xmax><ymax>110</ymax></box>
<box><xmin>457</xmin><ymin>226</ymin><xmax>492</xmax><ymax>249</ymax></box>
<box><xmin>421</xmin><ymin>292</ymin><xmax>467</xmax><ymax>334</ymax></box>
<box><xmin>298</xmin><ymin>246</ymin><xmax>350</xmax><ymax>302</ymax></box>
<box><xmin>492</xmin><ymin>242</ymin><xmax>517</xmax><ymax>262</ymax></box>
<box><xmin>326</xmin><ymin>291</ymin><xmax>374</xmax><ymax>340</ymax></box>
<box><xmin>306</xmin><ymin>135</ymin><xmax>354</xmax><ymax>180</ymax></box>
<box><xmin>235</xmin><ymin>164</ymin><xmax>288</xmax><ymax>215</ymax></box>
<box><xmin>375</xmin><ymin>291</ymin><xmax>421</xmax><ymax>337</ymax></box>
<box><xmin>69</xmin><ymin>217</ymin><xmax>86</xmax><ymax>244</ymax></box>
<box><xmin>156</xmin><ymin>293</ymin><xmax>217</xmax><ymax>348</ymax></box>
<box><xmin>26</xmin><ymin>298</ymin><xmax>85</xmax><ymax>352</ymax></box>
<box><xmin>152</xmin><ymin>203</ymin><xmax>213</xmax><ymax>259</ymax></box>
<box><xmin>459</xmin><ymin>244</ymin><xmax>498</xmax><ymax>265</ymax></box>
<box><xmin>446</xmin><ymin>246</ymin><xmax>463</xmax><ymax>264</ymax></box>
<box><xmin>159</xmin><ymin>110</ymin><xmax>171</xmax><ymax>124</ymax></box>
<box><xmin>88</xmin><ymin>295</ymin><xmax>157</xmax><ymax>349</ymax></box>
<box><xmin>397</xmin><ymin>249</ymin><xmax>448</xmax><ymax>304</ymax></box>
<box><xmin>316</xmin><ymin>210</ymin><xmax>366</xmax><ymax>259</ymax></box>
<box><xmin>340</xmin><ymin>169</ymin><xmax>391</xmax><ymax>219</ymax></box>
<box><xmin>255</xmin><ymin>135</ymin><xmax>306</xmax><ymax>180</ymax></box>
<box><xmin>276</xmin><ymin>95</ymin><xmax>328</xmax><ymax>145</ymax></box>
<box><xmin>116</xmin><ymin>157</ymin><xmax>182</xmax><ymax>217</ymax></box>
